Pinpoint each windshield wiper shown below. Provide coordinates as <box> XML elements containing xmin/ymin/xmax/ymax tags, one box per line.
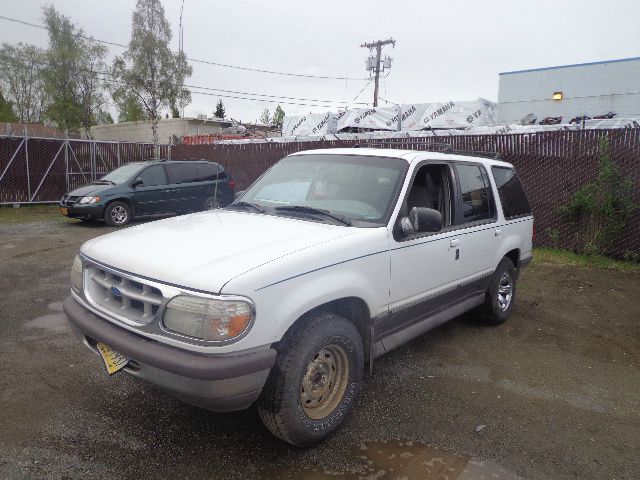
<box><xmin>274</xmin><ymin>205</ymin><xmax>352</xmax><ymax>226</ymax></box>
<box><xmin>93</xmin><ymin>179</ymin><xmax>115</xmax><ymax>185</ymax></box>
<box><xmin>228</xmin><ymin>201</ymin><xmax>266</xmax><ymax>213</ymax></box>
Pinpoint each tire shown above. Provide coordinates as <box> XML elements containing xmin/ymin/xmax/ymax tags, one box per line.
<box><xmin>482</xmin><ymin>257</ymin><xmax>517</xmax><ymax>325</ymax></box>
<box><xmin>104</xmin><ymin>201</ymin><xmax>132</xmax><ymax>227</ymax></box>
<box><xmin>257</xmin><ymin>312</ymin><xmax>364</xmax><ymax>447</ymax></box>
<box><xmin>204</xmin><ymin>196</ymin><xmax>220</xmax><ymax>210</ymax></box>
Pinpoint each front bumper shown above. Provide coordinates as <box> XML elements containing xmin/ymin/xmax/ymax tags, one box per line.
<box><xmin>59</xmin><ymin>203</ymin><xmax>104</xmax><ymax>220</ymax></box>
<box><xmin>63</xmin><ymin>296</ymin><xmax>276</xmax><ymax>412</ymax></box>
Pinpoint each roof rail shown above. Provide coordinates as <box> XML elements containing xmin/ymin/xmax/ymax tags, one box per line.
<box><xmin>350</xmin><ymin>141</ymin><xmax>501</xmax><ymax>159</ymax></box>
<box><xmin>352</xmin><ymin>141</ymin><xmax>453</xmax><ymax>151</ymax></box>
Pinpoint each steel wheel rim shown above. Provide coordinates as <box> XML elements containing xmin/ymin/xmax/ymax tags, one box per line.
<box><xmin>301</xmin><ymin>344</ymin><xmax>350</xmax><ymax>420</ymax></box>
<box><xmin>497</xmin><ymin>272</ymin><xmax>513</xmax><ymax>312</ymax></box>
<box><xmin>111</xmin><ymin>205</ymin><xmax>128</xmax><ymax>224</ymax></box>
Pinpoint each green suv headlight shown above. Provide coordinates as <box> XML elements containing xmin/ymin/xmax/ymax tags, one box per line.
<box><xmin>163</xmin><ymin>295</ymin><xmax>253</xmax><ymax>342</ymax></box>
<box><xmin>71</xmin><ymin>255</ymin><xmax>83</xmax><ymax>291</ymax></box>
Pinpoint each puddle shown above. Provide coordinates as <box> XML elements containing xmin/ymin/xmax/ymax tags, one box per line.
<box><xmin>24</xmin><ymin>302</ymin><xmax>68</xmax><ymax>333</ymax></box>
<box><xmin>277</xmin><ymin>440</ymin><xmax>522</xmax><ymax>480</ymax></box>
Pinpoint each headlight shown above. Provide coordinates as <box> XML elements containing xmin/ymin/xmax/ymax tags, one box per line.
<box><xmin>71</xmin><ymin>255</ymin><xmax>83</xmax><ymax>291</ymax></box>
<box><xmin>163</xmin><ymin>295</ymin><xmax>253</xmax><ymax>342</ymax></box>
<box><xmin>79</xmin><ymin>196</ymin><xmax>100</xmax><ymax>204</ymax></box>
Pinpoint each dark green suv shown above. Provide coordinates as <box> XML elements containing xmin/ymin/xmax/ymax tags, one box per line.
<box><xmin>59</xmin><ymin>160</ymin><xmax>235</xmax><ymax>226</ymax></box>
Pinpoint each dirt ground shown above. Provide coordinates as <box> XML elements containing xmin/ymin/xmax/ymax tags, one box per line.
<box><xmin>1</xmin><ymin>207</ymin><xmax>639</xmax><ymax>480</ymax></box>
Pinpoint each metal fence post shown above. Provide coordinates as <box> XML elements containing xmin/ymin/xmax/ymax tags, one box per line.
<box><xmin>64</xmin><ymin>132</ymin><xmax>69</xmax><ymax>191</ymax></box>
<box><xmin>116</xmin><ymin>141</ymin><xmax>121</xmax><ymax>167</ymax></box>
<box><xmin>90</xmin><ymin>140</ymin><xmax>96</xmax><ymax>180</ymax></box>
<box><xmin>24</xmin><ymin>125</ymin><xmax>31</xmax><ymax>201</ymax></box>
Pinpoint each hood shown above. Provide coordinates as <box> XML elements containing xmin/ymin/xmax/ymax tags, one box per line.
<box><xmin>67</xmin><ymin>183</ymin><xmax>114</xmax><ymax>197</ymax></box>
<box><xmin>81</xmin><ymin>210</ymin><xmax>358</xmax><ymax>293</ymax></box>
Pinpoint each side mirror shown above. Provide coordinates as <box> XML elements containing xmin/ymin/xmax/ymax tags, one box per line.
<box><xmin>234</xmin><ymin>190</ymin><xmax>245</xmax><ymax>200</ymax></box>
<box><xmin>131</xmin><ymin>178</ymin><xmax>143</xmax><ymax>187</ymax></box>
<box><xmin>400</xmin><ymin>207</ymin><xmax>442</xmax><ymax>236</ymax></box>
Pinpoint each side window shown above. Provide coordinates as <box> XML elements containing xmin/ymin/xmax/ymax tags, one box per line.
<box><xmin>138</xmin><ymin>165</ymin><xmax>167</xmax><ymax>186</ymax></box>
<box><xmin>404</xmin><ymin>164</ymin><xmax>454</xmax><ymax>228</ymax></box>
<box><xmin>166</xmin><ymin>163</ymin><xmax>199</xmax><ymax>184</ymax></box>
<box><xmin>456</xmin><ymin>164</ymin><xmax>494</xmax><ymax>223</ymax></box>
<box><xmin>491</xmin><ymin>166</ymin><xmax>531</xmax><ymax>219</ymax></box>
<box><xmin>196</xmin><ymin>163</ymin><xmax>225</xmax><ymax>181</ymax></box>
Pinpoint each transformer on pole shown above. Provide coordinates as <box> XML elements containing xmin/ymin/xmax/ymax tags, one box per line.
<box><xmin>361</xmin><ymin>38</ymin><xmax>396</xmax><ymax>107</ymax></box>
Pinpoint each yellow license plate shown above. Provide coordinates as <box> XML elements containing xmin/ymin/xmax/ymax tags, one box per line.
<box><xmin>60</xmin><ymin>207</ymin><xmax>68</xmax><ymax>215</ymax></box>
<box><xmin>96</xmin><ymin>342</ymin><xmax>129</xmax><ymax>375</ymax></box>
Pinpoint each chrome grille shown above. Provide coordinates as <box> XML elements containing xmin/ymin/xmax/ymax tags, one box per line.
<box><xmin>85</xmin><ymin>265</ymin><xmax>163</xmax><ymax>324</ymax></box>
<box><xmin>61</xmin><ymin>195</ymin><xmax>80</xmax><ymax>207</ymax></box>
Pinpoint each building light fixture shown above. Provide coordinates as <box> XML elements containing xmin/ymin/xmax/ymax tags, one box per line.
<box><xmin>552</xmin><ymin>91</ymin><xmax>563</xmax><ymax>101</ymax></box>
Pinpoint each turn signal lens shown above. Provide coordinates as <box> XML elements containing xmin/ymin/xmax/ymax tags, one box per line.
<box><xmin>163</xmin><ymin>295</ymin><xmax>253</xmax><ymax>341</ymax></box>
<box><xmin>71</xmin><ymin>254</ymin><xmax>83</xmax><ymax>291</ymax></box>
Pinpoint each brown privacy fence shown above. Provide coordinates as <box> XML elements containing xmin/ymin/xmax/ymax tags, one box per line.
<box><xmin>1</xmin><ymin>129</ymin><xmax>639</xmax><ymax>257</ymax></box>
<box><xmin>172</xmin><ymin>129</ymin><xmax>640</xmax><ymax>258</ymax></box>
<box><xmin>0</xmin><ymin>136</ymin><xmax>170</xmax><ymax>204</ymax></box>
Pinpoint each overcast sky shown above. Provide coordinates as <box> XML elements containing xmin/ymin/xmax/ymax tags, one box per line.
<box><xmin>1</xmin><ymin>0</ymin><xmax>639</xmax><ymax>123</ymax></box>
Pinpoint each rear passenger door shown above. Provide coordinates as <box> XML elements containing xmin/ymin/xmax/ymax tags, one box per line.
<box><xmin>449</xmin><ymin>162</ymin><xmax>500</xmax><ymax>295</ymax></box>
<box><xmin>132</xmin><ymin>165</ymin><xmax>169</xmax><ymax>216</ymax></box>
<box><xmin>165</xmin><ymin>163</ymin><xmax>202</xmax><ymax>213</ymax></box>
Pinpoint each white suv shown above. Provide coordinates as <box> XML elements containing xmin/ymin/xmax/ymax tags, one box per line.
<box><xmin>64</xmin><ymin>147</ymin><xmax>533</xmax><ymax>446</ymax></box>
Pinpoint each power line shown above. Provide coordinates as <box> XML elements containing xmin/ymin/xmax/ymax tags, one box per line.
<box><xmin>0</xmin><ymin>13</ymin><xmax>367</xmax><ymax>81</ymax></box>
<box><xmin>0</xmin><ymin>54</ymin><xmax>369</xmax><ymax>107</ymax></box>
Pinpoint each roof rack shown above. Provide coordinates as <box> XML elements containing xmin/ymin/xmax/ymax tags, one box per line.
<box><xmin>351</xmin><ymin>141</ymin><xmax>500</xmax><ymax>159</ymax></box>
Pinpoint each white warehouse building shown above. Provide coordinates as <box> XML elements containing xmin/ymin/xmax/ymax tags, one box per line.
<box><xmin>497</xmin><ymin>57</ymin><xmax>640</xmax><ymax>124</ymax></box>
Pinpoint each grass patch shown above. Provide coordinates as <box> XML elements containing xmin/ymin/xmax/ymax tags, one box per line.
<box><xmin>534</xmin><ymin>247</ymin><xmax>640</xmax><ymax>273</ymax></box>
<box><xmin>0</xmin><ymin>204</ymin><xmax>71</xmax><ymax>224</ymax></box>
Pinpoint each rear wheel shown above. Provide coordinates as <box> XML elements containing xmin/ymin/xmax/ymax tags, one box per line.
<box><xmin>104</xmin><ymin>201</ymin><xmax>132</xmax><ymax>227</ymax></box>
<box><xmin>257</xmin><ymin>312</ymin><xmax>364</xmax><ymax>446</ymax></box>
<box><xmin>482</xmin><ymin>257</ymin><xmax>517</xmax><ymax>324</ymax></box>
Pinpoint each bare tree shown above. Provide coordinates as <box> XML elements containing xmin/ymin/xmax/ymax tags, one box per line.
<box><xmin>0</xmin><ymin>43</ymin><xmax>47</xmax><ymax>123</ymax></box>
<box><xmin>111</xmin><ymin>0</ymin><xmax>192</xmax><ymax>155</ymax></box>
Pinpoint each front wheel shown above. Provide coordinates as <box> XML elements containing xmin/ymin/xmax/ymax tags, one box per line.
<box><xmin>482</xmin><ymin>257</ymin><xmax>517</xmax><ymax>324</ymax></box>
<box><xmin>104</xmin><ymin>201</ymin><xmax>132</xmax><ymax>227</ymax></box>
<box><xmin>257</xmin><ymin>312</ymin><xmax>364</xmax><ymax>447</ymax></box>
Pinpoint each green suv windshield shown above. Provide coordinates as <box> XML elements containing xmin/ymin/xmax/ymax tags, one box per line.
<box><xmin>237</xmin><ymin>154</ymin><xmax>407</xmax><ymax>225</ymax></box>
<box><xmin>100</xmin><ymin>163</ymin><xmax>145</xmax><ymax>184</ymax></box>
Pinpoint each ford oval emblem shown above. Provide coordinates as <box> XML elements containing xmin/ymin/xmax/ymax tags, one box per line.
<box><xmin>111</xmin><ymin>286</ymin><xmax>122</xmax><ymax>297</ymax></box>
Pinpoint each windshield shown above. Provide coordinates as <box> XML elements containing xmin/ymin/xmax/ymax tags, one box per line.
<box><xmin>238</xmin><ymin>154</ymin><xmax>407</xmax><ymax>225</ymax></box>
<box><xmin>100</xmin><ymin>163</ymin><xmax>145</xmax><ymax>184</ymax></box>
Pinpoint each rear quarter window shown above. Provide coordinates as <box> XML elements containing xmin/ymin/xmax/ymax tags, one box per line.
<box><xmin>166</xmin><ymin>163</ymin><xmax>199</xmax><ymax>184</ymax></box>
<box><xmin>491</xmin><ymin>166</ymin><xmax>532</xmax><ymax>220</ymax></box>
<box><xmin>196</xmin><ymin>163</ymin><xmax>227</xmax><ymax>181</ymax></box>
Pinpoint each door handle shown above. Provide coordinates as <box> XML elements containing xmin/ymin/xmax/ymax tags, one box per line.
<box><xmin>495</xmin><ymin>229</ymin><xmax>502</xmax><ymax>237</ymax></box>
<box><xmin>450</xmin><ymin>239</ymin><xmax>459</xmax><ymax>247</ymax></box>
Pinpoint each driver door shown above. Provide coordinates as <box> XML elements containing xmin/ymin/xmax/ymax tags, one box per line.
<box><xmin>384</xmin><ymin>162</ymin><xmax>460</xmax><ymax>337</ymax></box>
<box><xmin>132</xmin><ymin>165</ymin><xmax>169</xmax><ymax>216</ymax></box>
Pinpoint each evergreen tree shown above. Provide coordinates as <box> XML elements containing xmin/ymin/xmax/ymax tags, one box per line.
<box><xmin>214</xmin><ymin>99</ymin><xmax>225</xmax><ymax>119</ymax></box>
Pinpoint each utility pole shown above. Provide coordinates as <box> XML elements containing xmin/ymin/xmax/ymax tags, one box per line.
<box><xmin>361</xmin><ymin>38</ymin><xmax>395</xmax><ymax>107</ymax></box>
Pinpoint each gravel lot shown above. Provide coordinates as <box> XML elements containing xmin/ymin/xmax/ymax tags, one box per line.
<box><xmin>1</xmin><ymin>207</ymin><xmax>639</xmax><ymax>480</ymax></box>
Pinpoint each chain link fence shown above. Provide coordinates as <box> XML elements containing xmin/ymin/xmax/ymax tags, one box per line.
<box><xmin>0</xmin><ymin>135</ymin><xmax>170</xmax><ymax>204</ymax></box>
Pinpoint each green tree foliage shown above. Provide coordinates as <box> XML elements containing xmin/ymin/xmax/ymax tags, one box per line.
<box><xmin>259</xmin><ymin>107</ymin><xmax>271</xmax><ymax>124</ymax></box>
<box><xmin>559</xmin><ymin>137</ymin><xmax>636</xmax><ymax>255</ymax></box>
<box><xmin>170</xmin><ymin>103</ymin><xmax>180</xmax><ymax>118</ymax></box>
<box><xmin>111</xmin><ymin>0</ymin><xmax>192</xmax><ymax>154</ymax></box>
<box><xmin>114</xmin><ymin>92</ymin><xmax>147</xmax><ymax>122</ymax></box>
<box><xmin>96</xmin><ymin>109</ymin><xmax>114</xmax><ymax>124</ymax></box>
<box><xmin>214</xmin><ymin>99</ymin><xmax>225</xmax><ymax>119</ymax></box>
<box><xmin>271</xmin><ymin>104</ymin><xmax>285</xmax><ymax>129</ymax></box>
<box><xmin>41</xmin><ymin>6</ymin><xmax>107</xmax><ymax>136</ymax></box>
<box><xmin>0</xmin><ymin>90</ymin><xmax>17</xmax><ymax>122</ymax></box>
<box><xmin>0</xmin><ymin>43</ymin><xmax>47</xmax><ymax>123</ymax></box>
